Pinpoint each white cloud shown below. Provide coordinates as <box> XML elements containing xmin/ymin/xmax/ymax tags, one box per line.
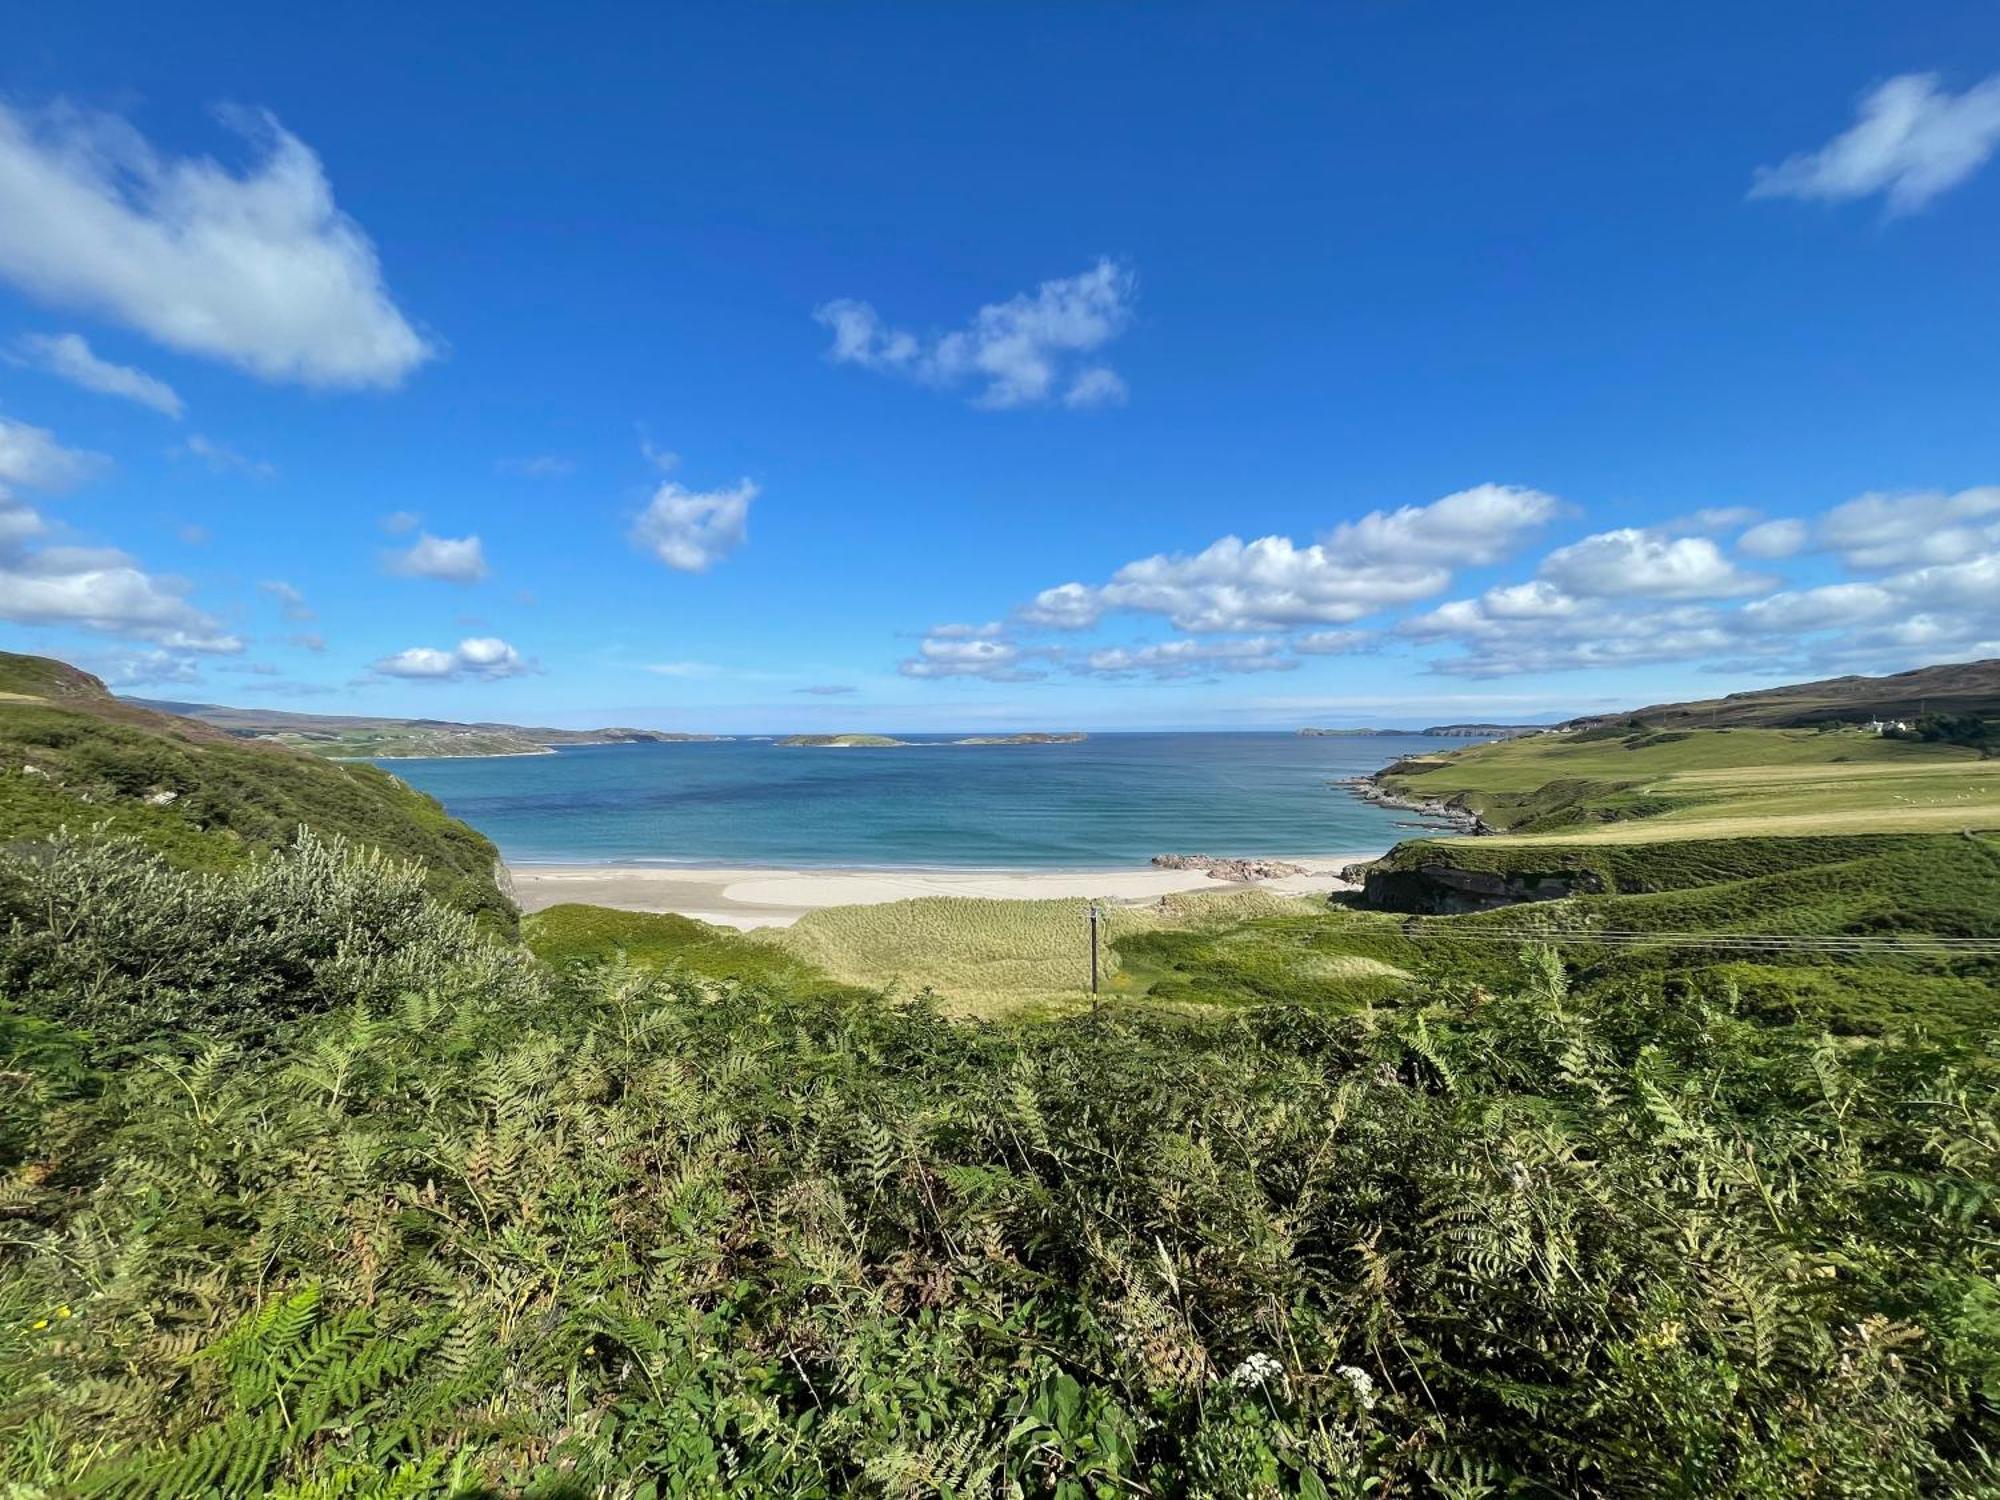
<box><xmin>1325</xmin><ymin>484</ymin><xmax>1562</xmax><ymax>566</ymax></box>
<box><xmin>0</xmin><ymin>492</ymin><xmax>240</xmax><ymax>652</ymax></box>
<box><xmin>1406</xmin><ymin>597</ymin><xmax>1751</xmax><ymax>679</ymax></box>
<box><xmin>92</xmin><ymin>649</ymin><xmax>205</xmax><ymax>687</ymax></box>
<box><xmin>380</xmin><ymin>509</ymin><xmax>421</xmax><ymax>534</ymax></box>
<box><xmin>926</xmin><ymin>621</ymin><xmax>1005</xmax><ymax>640</ymax></box>
<box><xmin>1751</xmin><ymin>72</ymin><xmax>2000</xmax><ymax>214</ymax></box>
<box><xmin>1293</xmin><ymin>628</ymin><xmax>1376</xmax><ymax>655</ymax></box>
<box><xmin>176</xmin><ymin>433</ymin><xmax>275</xmax><ymax>480</ymax></box>
<box><xmin>1537</xmin><ymin>528</ymin><xmax>1772</xmax><ymax>599</ymax></box>
<box><xmin>1668</xmin><ymin>506</ymin><xmax>1762</xmax><ymax>535</ymax></box>
<box><xmin>898</xmin><ymin>633</ymin><xmax>1047</xmax><ymax>682</ymax></box>
<box><xmin>0</xmin><ymin>415</ymin><xmax>106</xmax><ymax>491</ymax></box>
<box><xmin>0</xmin><ymin>101</ymin><xmax>432</xmax><ymax>386</ymax></box>
<box><xmin>1888</xmin><ymin>551</ymin><xmax>2000</xmax><ymax>610</ymax></box>
<box><xmin>1735</xmin><ymin>583</ymin><xmax>1896</xmax><ymax>634</ymax></box>
<box><xmin>1737</xmin><ymin>517</ymin><xmax>1809</xmax><ymax>559</ymax></box>
<box><xmin>1817</xmin><ymin>487</ymin><xmax>2000</xmax><ymax>569</ymax></box>
<box><xmin>288</xmin><ymin>631</ymin><xmax>326</xmax><ymax>652</ymax></box>
<box><xmin>1081</xmin><ymin>636</ymin><xmax>1296</xmax><ymax>679</ymax></box>
<box><xmin>10</xmin><ymin>332</ymin><xmax>182</xmax><ymax>416</ymax></box>
<box><xmin>1021</xmin><ymin>582</ymin><xmax>1105</xmax><ymax>630</ymax></box>
<box><xmin>1064</xmin><ymin>366</ymin><xmax>1128</xmax><ymax>409</ymax></box>
<box><xmin>796</xmin><ymin>683</ymin><xmax>858</xmax><ymax>696</ymax></box>
<box><xmin>1019</xmin><ymin>485</ymin><xmax>1557</xmax><ymax>635</ymax></box>
<box><xmin>386</xmin><ymin>532</ymin><xmax>488</xmax><ymax>583</ymax></box>
<box><xmin>816</xmin><ymin>258</ymin><xmax>1136</xmax><ymax>409</ymax></box>
<box><xmin>1109</xmin><ymin>534</ymin><xmax>1447</xmax><ymax>630</ymax></box>
<box><xmin>1027</xmin><ymin>536</ymin><xmax>1446</xmax><ymax>634</ymax></box>
<box><xmin>631</xmin><ymin>478</ymin><xmax>754</xmax><ymax>572</ymax></box>
<box><xmin>259</xmin><ymin>579</ymin><xmax>313</xmax><ymax>621</ymax></box>
<box><xmin>372</xmin><ymin>636</ymin><xmax>531</xmax><ymax>681</ymax></box>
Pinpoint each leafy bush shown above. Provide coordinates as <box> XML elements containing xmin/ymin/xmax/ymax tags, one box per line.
<box><xmin>0</xmin><ymin>698</ymin><xmax>515</xmax><ymax>931</ymax></box>
<box><xmin>0</xmin><ymin>831</ymin><xmax>534</xmax><ymax>1058</ymax></box>
<box><xmin>2</xmin><ymin>837</ymin><xmax>1996</xmax><ymax>1495</ymax></box>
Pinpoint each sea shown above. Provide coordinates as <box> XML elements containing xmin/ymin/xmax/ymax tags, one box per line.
<box><xmin>380</xmin><ymin>732</ymin><xmax>1454</xmax><ymax>869</ymax></box>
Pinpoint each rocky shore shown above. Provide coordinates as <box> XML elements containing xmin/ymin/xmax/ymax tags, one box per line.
<box><xmin>1335</xmin><ymin>768</ymin><xmax>1491</xmax><ymax>836</ymax></box>
<box><xmin>1151</xmin><ymin>853</ymin><xmax>1311</xmax><ymax>881</ymax></box>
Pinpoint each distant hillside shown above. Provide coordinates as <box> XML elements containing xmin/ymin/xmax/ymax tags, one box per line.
<box><xmin>1565</xmin><ymin>658</ymin><xmax>2000</xmax><ymax>730</ymax></box>
<box><xmin>1297</xmin><ymin>724</ymin><xmax>1548</xmax><ymax>738</ymax></box>
<box><xmin>131</xmin><ymin>698</ymin><xmax>726</xmax><ymax>759</ymax></box>
<box><xmin>1421</xmin><ymin>723</ymin><xmax>1547</xmax><ymax>738</ymax></box>
<box><xmin>2</xmin><ymin>653</ymin><xmax>514</xmax><ymax>929</ymax></box>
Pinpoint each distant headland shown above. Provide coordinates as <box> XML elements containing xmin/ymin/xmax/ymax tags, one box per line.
<box><xmin>1298</xmin><ymin>724</ymin><xmax>1547</xmax><ymax>740</ymax></box>
<box><xmin>778</xmin><ymin>732</ymin><xmax>1088</xmax><ymax>748</ymax></box>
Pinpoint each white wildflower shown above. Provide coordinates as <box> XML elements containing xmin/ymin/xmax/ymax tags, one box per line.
<box><xmin>1228</xmin><ymin>1352</ymin><xmax>1283</xmax><ymax>1389</ymax></box>
<box><xmin>1336</xmin><ymin>1363</ymin><xmax>1378</xmax><ymax>1410</ymax></box>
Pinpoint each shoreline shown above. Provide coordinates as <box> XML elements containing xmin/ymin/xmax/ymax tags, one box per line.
<box><xmin>506</xmin><ymin>853</ymin><xmax>1382</xmax><ymax>930</ymax></box>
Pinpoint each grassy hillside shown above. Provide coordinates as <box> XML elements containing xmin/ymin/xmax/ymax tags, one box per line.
<box><xmin>1378</xmin><ymin>724</ymin><xmax>1998</xmax><ymax>841</ymax></box>
<box><xmin>1565</xmin><ymin>655</ymin><xmax>2000</xmax><ymax>729</ymax></box>
<box><xmin>131</xmin><ymin>697</ymin><xmax>723</xmax><ymax>759</ymax></box>
<box><xmin>0</xmin><ymin>651</ymin><xmax>514</xmax><ymax>929</ymax></box>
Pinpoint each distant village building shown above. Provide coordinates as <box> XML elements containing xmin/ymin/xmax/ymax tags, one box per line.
<box><xmin>1866</xmin><ymin>718</ymin><xmax>1913</xmax><ymax>735</ymax></box>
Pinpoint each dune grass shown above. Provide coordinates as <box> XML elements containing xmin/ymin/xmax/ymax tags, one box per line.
<box><xmin>760</xmin><ymin>888</ymin><xmax>1327</xmax><ymax>1014</ymax></box>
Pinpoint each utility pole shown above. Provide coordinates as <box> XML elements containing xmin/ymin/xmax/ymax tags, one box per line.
<box><xmin>1087</xmin><ymin>902</ymin><xmax>1102</xmax><ymax>998</ymax></box>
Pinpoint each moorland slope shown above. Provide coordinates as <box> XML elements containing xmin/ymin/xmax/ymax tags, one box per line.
<box><xmin>0</xmin><ymin>651</ymin><xmax>513</xmax><ymax>927</ymax></box>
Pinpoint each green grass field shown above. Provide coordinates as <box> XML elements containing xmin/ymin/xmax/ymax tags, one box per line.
<box><xmin>1380</xmin><ymin>725</ymin><xmax>1998</xmax><ymax>840</ymax></box>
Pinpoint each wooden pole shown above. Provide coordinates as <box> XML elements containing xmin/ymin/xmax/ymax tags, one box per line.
<box><xmin>1088</xmin><ymin>902</ymin><xmax>1101</xmax><ymax>996</ymax></box>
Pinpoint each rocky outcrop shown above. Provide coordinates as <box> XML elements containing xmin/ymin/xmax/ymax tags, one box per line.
<box><xmin>1348</xmin><ymin>858</ymin><xmax>1605</xmax><ymax>914</ymax></box>
<box><xmin>1336</xmin><ymin>772</ymin><xmax>1491</xmax><ymax>835</ymax></box>
<box><xmin>1152</xmin><ymin>854</ymin><xmax>1311</xmax><ymax>881</ymax></box>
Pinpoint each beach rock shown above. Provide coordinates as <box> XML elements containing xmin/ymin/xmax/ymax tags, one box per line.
<box><xmin>1152</xmin><ymin>853</ymin><xmax>1311</xmax><ymax>881</ymax></box>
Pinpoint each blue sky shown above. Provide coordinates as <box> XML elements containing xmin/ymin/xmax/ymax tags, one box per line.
<box><xmin>1</xmin><ymin>2</ymin><xmax>1997</xmax><ymax>730</ymax></box>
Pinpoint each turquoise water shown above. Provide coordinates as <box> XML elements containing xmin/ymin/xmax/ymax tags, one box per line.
<box><xmin>381</xmin><ymin>732</ymin><xmax>1449</xmax><ymax>868</ymax></box>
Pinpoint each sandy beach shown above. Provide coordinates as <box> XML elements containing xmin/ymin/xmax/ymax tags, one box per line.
<box><xmin>507</xmin><ymin>856</ymin><xmax>1375</xmax><ymax>930</ymax></box>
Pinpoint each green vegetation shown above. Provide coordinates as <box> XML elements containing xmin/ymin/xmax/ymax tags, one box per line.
<box><xmin>132</xmin><ymin>696</ymin><xmax>724</xmax><ymax>759</ymax></box>
<box><xmin>4</xmin><ymin>830</ymin><xmax>1997</xmax><ymax>1495</ymax></box>
<box><xmin>3</xmin><ymin>653</ymin><xmax>1998</xmax><ymax>1493</ymax></box>
<box><xmin>1564</xmin><ymin>655</ymin><xmax>2000</xmax><ymax>730</ymax></box>
<box><xmin>1376</xmin><ymin>724</ymin><xmax>1999</xmax><ymax>840</ymax></box>
<box><xmin>296</xmin><ymin>728</ymin><xmax>559</xmax><ymax>759</ymax></box>
<box><xmin>524</xmin><ymin>902</ymin><xmax>853</xmax><ymax>994</ymax></box>
<box><xmin>766</xmin><ymin>889</ymin><xmax>1325</xmax><ymax>1013</ymax></box>
<box><xmin>1888</xmin><ymin>712</ymin><xmax>1999</xmax><ymax>756</ymax></box>
<box><xmin>0</xmin><ymin>652</ymin><xmax>511</xmax><ymax>929</ymax></box>
<box><xmin>953</xmin><ymin>733</ymin><xmax>1087</xmax><ymax>745</ymax></box>
<box><xmin>777</xmin><ymin>733</ymin><xmax>912</xmax><ymax>747</ymax></box>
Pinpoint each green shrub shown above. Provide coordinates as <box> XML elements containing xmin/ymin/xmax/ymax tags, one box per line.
<box><xmin>1</xmin><ymin>837</ymin><xmax>1995</xmax><ymax>1495</ymax></box>
<box><xmin>0</xmin><ymin>830</ymin><xmax>534</xmax><ymax>1058</ymax></box>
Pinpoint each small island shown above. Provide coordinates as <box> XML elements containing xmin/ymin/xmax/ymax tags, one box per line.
<box><xmin>777</xmin><ymin>733</ymin><xmax>912</xmax><ymax>748</ymax></box>
<box><xmin>953</xmin><ymin>732</ymin><xmax>1087</xmax><ymax>745</ymax></box>
<box><xmin>777</xmin><ymin>731</ymin><xmax>1088</xmax><ymax>748</ymax></box>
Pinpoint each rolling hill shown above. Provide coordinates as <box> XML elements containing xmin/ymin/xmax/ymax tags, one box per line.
<box><xmin>1</xmin><ymin>652</ymin><xmax>515</xmax><ymax>928</ymax></box>
<box><xmin>1563</xmin><ymin>656</ymin><xmax>2000</xmax><ymax>730</ymax></box>
<box><xmin>130</xmin><ymin>697</ymin><xmax>726</xmax><ymax>758</ymax></box>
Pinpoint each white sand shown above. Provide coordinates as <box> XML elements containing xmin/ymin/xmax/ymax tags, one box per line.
<box><xmin>507</xmin><ymin>856</ymin><xmax>1376</xmax><ymax>930</ymax></box>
